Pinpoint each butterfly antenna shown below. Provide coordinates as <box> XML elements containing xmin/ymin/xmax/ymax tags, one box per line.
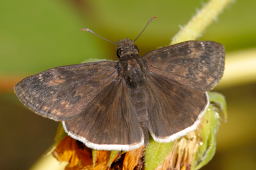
<box><xmin>81</xmin><ymin>28</ymin><xmax>117</xmax><ymax>45</ymax></box>
<box><xmin>134</xmin><ymin>16</ymin><xmax>157</xmax><ymax>42</ymax></box>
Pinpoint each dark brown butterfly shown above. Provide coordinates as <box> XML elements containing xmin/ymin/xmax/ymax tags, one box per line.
<box><xmin>14</xmin><ymin>30</ymin><xmax>224</xmax><ymax>151</ymax></box>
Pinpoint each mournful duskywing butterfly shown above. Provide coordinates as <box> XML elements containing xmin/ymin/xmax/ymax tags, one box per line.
<box><xmin>14</xmin><ymin>20</ymin><xmax>224</xmax><ymax>151</ymax></box>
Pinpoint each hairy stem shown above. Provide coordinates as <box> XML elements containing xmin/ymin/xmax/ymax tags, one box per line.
<box><xmin>171</xmin><ymin>0</ymin><xmax>233</xmax><ymax>44</ymax></box>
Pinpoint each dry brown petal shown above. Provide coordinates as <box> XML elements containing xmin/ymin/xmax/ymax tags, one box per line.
<box><xmin>156</xmin><ymin>132</ymin><xmax>200</xmax><ymax>170</ymax></box>
<box><xmin>92</xmin><ymin>150</ymin><xmax>110</xmax><ymax>169</ymax></box>
<box><xmin>122</xmin><ymin>147</ymin><xmax>144</xmax><ymax>170</ymax></box>
<box><xmin>53</xmin><ymin>136</ymin><xmax>145</xmax><ymax>170</ymax></box>
<box><xmin>53</xmin><ymin>136</ymin><xmax>92</xmax><ymax>169</ymax></box>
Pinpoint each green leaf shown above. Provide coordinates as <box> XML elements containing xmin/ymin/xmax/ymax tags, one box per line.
<box><xmin>208</xmin><ymin>92</ymin><xmax>227</xmax><ymax>121</ymax></box>
<box><xmin>145</xmin><ymin>139</ymin><xmax>174</xmax><ymax>170</ymax></box>
<box><xmin>193</xmin><ymin>105</ymin><xmax>219</xmax><ymax>170</ymax></box>
<box><xmin>193</xmin><ymin>92</ymin><xmax>227</xmax><ymax>170</ymax></box>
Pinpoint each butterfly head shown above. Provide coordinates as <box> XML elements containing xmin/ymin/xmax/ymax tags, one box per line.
<box><xmin>116</xmin><ymin>39</ymin><xmax>139</xmax><ymax>60</ymax></box>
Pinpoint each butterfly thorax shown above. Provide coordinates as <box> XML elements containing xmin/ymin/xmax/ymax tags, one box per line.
<box><xmin>116</xmin><ymin>39</ymin><xmax>147</xmax><ymax>88</ymax></box>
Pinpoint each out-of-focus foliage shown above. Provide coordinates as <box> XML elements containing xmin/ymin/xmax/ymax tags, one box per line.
<box><xmin>1</xmin><ymin>0</ymin><xmax>256</xmax><ymax>74</ymax></box>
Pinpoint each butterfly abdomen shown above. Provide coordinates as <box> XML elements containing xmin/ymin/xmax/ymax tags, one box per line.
<box><xmin>130</xmin><ymin>87</ymin><xmax>149</xmax><ymax>143</ymax></box>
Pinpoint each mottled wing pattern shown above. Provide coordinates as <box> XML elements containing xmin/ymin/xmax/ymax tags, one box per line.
<box><xmin>63</xmin><ymin>79</ymin><xmax>144</xmax><ymax>151</ymax></box>
<box><xmin>144</xmin><ymin>41</ymin><xmax>225</xmax><ymax>91</ymax></box>
<box><xmin>146</xmin><ymin>73</ymin><xmax>208</xmax><ymax>142</ymax></box>
<box><xmin>15</xmin><ymin>61</ymin><xmax>118</xmax><ymax>121</ymax></box>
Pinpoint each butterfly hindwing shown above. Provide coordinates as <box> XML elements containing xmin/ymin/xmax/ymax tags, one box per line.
<box><xmin>15</xmin><ymin>61</ymin><xmax>118</xmax><ymax>121</ymax></box>
<box><xmin>144</xmin><ymin>41</ymin><xmax>224</xmax><ymax>91</ymax></box>
<box><xmin>146</xmin><ymin>73</ymin><xmax>208</xmax><ymax>142</ymax></box>
<box><xmin>63</xmin><ymin>79</ymin><xmax>144</xmax><ymax>151</ymax></box>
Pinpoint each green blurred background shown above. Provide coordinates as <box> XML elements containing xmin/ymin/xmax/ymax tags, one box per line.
<box><xmin>1</xmin><ymin>0</ymin><xmax>256</xmax><ymax>169</ymax></box>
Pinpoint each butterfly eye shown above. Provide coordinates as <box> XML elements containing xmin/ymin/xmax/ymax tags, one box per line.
<box><xmin>116</xmin><ymin>48</ymin><xmax>122</xmax><ymax>57</ymax></box>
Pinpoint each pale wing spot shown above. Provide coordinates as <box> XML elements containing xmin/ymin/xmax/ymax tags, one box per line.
<box><xmin>60</xmin><ymin>101</ymin><xmax>66</xmax><ymax>105</ymax></box>
<box><xmin>52</xmin><ymin>109</ymin><xmax>57</xmax><ymax>114</ymax></box>
<box><xmin>200</xmin><ymin>41</ymin><xmax>205</xmax><ymax>48</ymax></box>
<box><xmin>38</xmin><ymin>74</ymin><xmax>43</xmax><ymax>81</ymax></box>
<box><xmin>47</xmin><ymin>79</ymin><xmax>65</xmax><ymax>86</ymax></box>
<box><xmin>60</xmin><ymin>101</ymin><xmax>71</xmax><ymax>108</ymax></box>
<box><xmin>65</xmin><ymin>104</ymin><xmax>71</xmax><ymax>108</ymax></box>
<box><xmin>42</xmin><ymin>106</ymin><xmax>49</xmax><ymax>111</ymax></box>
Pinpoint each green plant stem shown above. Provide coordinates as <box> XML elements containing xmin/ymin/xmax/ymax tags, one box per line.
<box><xmin>171</xmin><ymin>0</ymin><xmax>233</xmax><ymax>44</ymax></box>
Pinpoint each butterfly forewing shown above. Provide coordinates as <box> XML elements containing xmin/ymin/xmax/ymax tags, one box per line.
<box><xmin>63</xmin><ymin>79</ymin><xmax>144</xmax><ymax>151</ymax></box>
<box><xmin>144</xmin><ymin>41</ymin><xmax>224</xmax><ymax>91</ymax></box>
<box><xmin>15</xmin><ymin>61</ymin><xmax>118</xmax><ymax>121</ymax></box>
<box><xmin>146</xmin><ymin>73</ymin><xmax>208</xmax><ymax>142</ymax></box>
